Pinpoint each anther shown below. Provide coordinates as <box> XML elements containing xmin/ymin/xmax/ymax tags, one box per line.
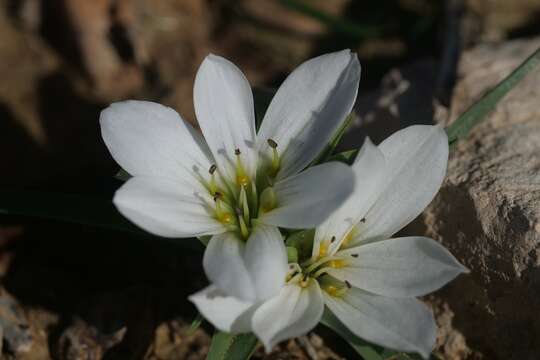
<box><xmin>360</xmin><ymin>217</ymin><xmax>366</xmax><ymax>223</ymax></box>
<box><xmin>213</xmin><ymin>192</ymin><xmax>223</xmax><ymax>202</ymax></box>
<box><xmin>235</xmin><ymin>207</ymin><xmax>243</xmax><ymax>216</ymax></box>
<box><xmin>235</xmin><ymin>148</ymin><xmax>241</xmax><ymax>155</ymax></box>
<box><xmin>209</xmin><ymin>164</ymin><xmax>217</xmax><ymax>174</ymax></box>
<box><xmin>351</xmin><ymin>254</ymin><xmax>359</xmax><ymax>258</ymax></box>
<box><xmin>345</xmin><ymin>280</ymin><xmax>352</xmax><ymax>289</ymax></box>
<box><xmin>267</xmin><ymin>138</ymin><xmax>278</xmax><ymax>148</ymax></box>
<box><xmin>330</xmin><ymin>236</ymin><xmax>336</xmax><ymax>243</ymax></box>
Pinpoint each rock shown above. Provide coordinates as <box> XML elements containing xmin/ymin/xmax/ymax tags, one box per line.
<box><xmin>409</xmin><ymin>37</ymin><xmax>540</xmax><ymax>359</ymax></box>
<box><xmin>0</xmin><ymin>288</ymin><xmax>33</xmax><ymax>354</ymax></box>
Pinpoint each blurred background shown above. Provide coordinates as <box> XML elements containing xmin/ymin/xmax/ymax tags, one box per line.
<box><xmin>1</xmin><ymin>0</ymin><xmax>540</xmax><ymax>359</ymax></box>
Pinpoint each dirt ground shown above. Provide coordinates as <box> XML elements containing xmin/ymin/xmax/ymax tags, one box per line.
<box><xmin>1</xmin><ymin>0</ymin><xmax>540</xmax><ymax>359</ymax></box>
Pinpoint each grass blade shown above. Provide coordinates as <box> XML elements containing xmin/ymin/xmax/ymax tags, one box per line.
<box><xmin>446</xmin><ymin>46</ymin><xmax>540</xmax><ymax>145</ymax></box>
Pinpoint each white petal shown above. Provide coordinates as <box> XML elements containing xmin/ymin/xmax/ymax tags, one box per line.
<box><xmin>351</xmin><ymin>125</ymin><xmax>449</xmax><ymax>245</ymax></box>
<box><xmin>313</xmin><ymin>138</ymin><xmax>385</xmax><ymax>258</ymax></box>
<box><xmin>257</xmin><ymin>50</ymin><xmax>361</xmax><ymax>179</ymax></box>
<box><xmin>203</xmin><ymin>233</ymin><xmax>256</xmax><ymax>301</ymax></box>
<box><xmin>189</xmin><ymin>285</ymin><xmax>255</xmax><ymax>333</ymax></box>
<box><xmin>114</xmin><ymin>176</ymin><xmax>223</xmax><ymax>238</ymax></box>
<box><xmin>244</xmin><ymin>224</ymin><xmax>288</xmax><ymax>301</ymax></box>
<box><xmin>260</xmin><ymin>162</ymin><xmax>355</xmax><ymax>229</ymax></box>
<box><xmin>324</xmin><ymin>288</ymin><xmax>437</xmax><ymax>359</ymax></box>
<box><xmin>100</xmin><ymin>100</ymin><xmax>213</xmax><ymax>187</ymax></box>
<box><xmin>252</xmin><ymin>281</ymin><xmax>324</xmax><ymax>352</ymax></box>
<box><xmin>194</xmin><ymin>54</ymin><xmax>257</xmax><ymax>183</ymax></box>
<box><xmin>328</xmin><ymin>237</ymin><xmax>468</xmax><ymax>297</ymax></box>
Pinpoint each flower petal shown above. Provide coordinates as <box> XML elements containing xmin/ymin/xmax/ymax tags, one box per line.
<box><xmin>257</xmin><ymin>50</ymin><xmax>361</xmax><ymax>179</ymax></box>
<box><xmin>194</xmin><ymin>54</ymin><xmax>257</xmax><ymax>183</ymax></box>
<box><xmin>203</xmin><ymin>233</ymin><xmax>256</xmax><ymax>301</ymax></box>
<box><xmin>114</xmin><ymin>176</ymin><xmax>223</xmax><ymax>238</ymax></box>
<box><xmin>313</xmin><ymin>138</ymin><xmax>385</xmax><ymax>258</ymax></box>
<box><xmin>351</xmin><ymin>125</ymin><xmax>449</xmax><ymax>245</ymax></box>
<box><xmin>100</xmin><ymin>100</ymin><xmax>213</xmax><ymax>187</ymax></box>
<box><xmin>252</xmin><ymin>281</ymin><xmax>324</xmax><ymax>352</ymax></box>
<box><xmin>189</xmin><ymin>285</ymin><xmax>256</xmax><ymax>333</ymax></box>
<box><xmin>328</xmin><ymin>237</ymin><xmax>468</xmax><ymax>297</ymax></box>
<box><xmin>324</xmin><ymin>288</ymin><xmax>437</xmax><ymax>359</ymax></box>
<box><xmin>244</xmin><ymin>224</ymin><xmax>288</xmax><ymax>301</ymax></box>
<box><xmin>260</xmin><ymin>162</ymin><xmax>355</xmax><ymax>229</ymax></box>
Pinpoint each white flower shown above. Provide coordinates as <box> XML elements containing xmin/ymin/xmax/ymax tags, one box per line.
<box><xmin>190</xmin><ymin>125</ymin><xmax>468</xmax><ymax>358</ymax></box>
<box><xmin>100</xmin><ymin>50</ymin><xmax>361</xmax><ymax>302</ymax></box>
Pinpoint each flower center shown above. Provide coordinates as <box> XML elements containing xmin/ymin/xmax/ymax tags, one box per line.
<box><xmin>206</xmin><ymin>140</ymin><xmax>281</xmax><ymax>240</ymax></box>
<box><xmin>286</xmin><ymin>246</ymin><xmax>357</xmax><ymax>298</ymax></box>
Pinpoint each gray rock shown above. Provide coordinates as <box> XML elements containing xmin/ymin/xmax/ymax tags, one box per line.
<box><xmin>408</xmin><ymin>37</ymin><xmax>540</xmax><ymax>359</ymax></box>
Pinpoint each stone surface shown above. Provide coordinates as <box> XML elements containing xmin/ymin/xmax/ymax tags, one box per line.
<box><xmin>409</xmin><ymin>37</ymin><xmax>540</xmax><ymax>359</ymax></box>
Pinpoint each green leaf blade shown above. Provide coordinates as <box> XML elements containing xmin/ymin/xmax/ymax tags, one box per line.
<box><xmin>446</xmin><ymin>46</ymin><xmax>540</xmax><ymax>145</ymax></box>
<box><xmin>206</xmin><ymin>332</ymin><xmax>258</xmax><ymax>360</ymax></box>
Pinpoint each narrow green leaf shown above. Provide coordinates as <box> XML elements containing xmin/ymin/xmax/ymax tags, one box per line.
<box><xmin>188</xmin><ymin>313</ymin><xmax>204</xmax><ymax>335</ymax></box>
<box><xmin>446</xmin><ymin>46</ymin><xmax>540</xmax><ymax>145</ymax></box>
<box><xmin>313</xmin><ymin>111</ymin><xmax>356</xmax><ymax>165</ymax></box>
<box><xmin>206</xmin><ymin>331</ymin><xmax>258</xmax><ymax>360</ymax></box>
<box><xmin>0</xmin><ymin>188</ymin><xmax>203</xmax><ymax>251</ymax></box>
<box><xmin>325</xmin><ymin>149</ymin><xmax>359</xmax><ymax>165</ymax></box>
<box><xmin>321</xmin><ymin>310</ymin><xmax>384</xmax><ymax>360</ymax></box>
<box><xmin>279</xmin><ymin>0</ymin><xmax>379</xmax><ymax>39</ymax></box>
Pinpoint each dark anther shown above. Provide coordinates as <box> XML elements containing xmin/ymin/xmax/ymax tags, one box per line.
<box><xmin>267</xmin><ymin>138</ymin><xmax>278</xmax><ymax>148</ymax></box>
<box><xmin>209</xmin><ymin>164</ymin><xmax>217</xmax><ymax>174</ymax></box>
<box><xmin>235</xmin><ymin>148</ymin><xmax>241</xmax><ymax>155</ymax></box>
<box><xmin>360</xmin><ymin>217</ymin><xmax>366</xmax><ymax>223</ymax></box>
<box><xmin>351</xmin><ymin>254</ymin><xmax>359</xmax><ymax>258</ymax></box>
<box><xmin>235</xmin><ymin>207</ymin><xmax>243</xmax><ymax>216</ymax></box>
<box><xmin>330</xmin><ymin>236</ymin><xmax>336</xmax><ymax>243</ymax></box>
<box><xmin>345</xmin><ymin>280</ymin><xmax>352</xmax><ymax>288</ymax></box>
<box><xmin>213</xmin><ymin>191</ymin><xmax>223</xmax><ymax>201</ymax></box>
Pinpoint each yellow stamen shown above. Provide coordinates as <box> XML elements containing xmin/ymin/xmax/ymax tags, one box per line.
<box><xmin>234</xmin><ymin>148</ymin><xmax>250</xmax><ymax>187</ymax></box>
<box><xmin>218</xmin><ymin>213</ymin><xmax>233</xmax><ymax>224</ymax></box>
<box><xmin>267</xmin><ymin>139</ymin><xmax>280</xmax><ymax>177</ymax></box>
<box><xmin>327</xmin><ymin>259</ymin><xmax>347</xmax><ymax>269</ymax></box>
<box><xmin>318</xmin><ymin>242</ymin><xmax>329</xmax><ymax>258</ymax></box>
<box><xmin>341</xmin><ymin>227</ymin><xmax>356</xmax><ymax>247</ymax></box>
<box><xmin>237</xmin><ymin>175</ymin><xmax>250</xmax><ymax>187</ymax></box>
<box><xmin>323</xmin><ymin>284</ymin><xmax>348</xmax><ymax>298</ymax></box>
